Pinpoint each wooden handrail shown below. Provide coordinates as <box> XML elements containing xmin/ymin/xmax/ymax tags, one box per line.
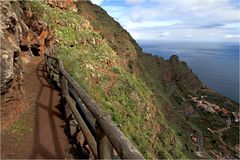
<box><xmin>69</xmin><ymin>87</ymin><xmax>96</xmax><ymax>135</ymax></box>
<box><xmin>66</xmin><ymin>95</ymin><xmax>98</xmax><ymax>157</ymax></box>
<box><xmin>44</xmin><ymin>53</ymin><xmax>144</xmax><ymax>159</ymax></box>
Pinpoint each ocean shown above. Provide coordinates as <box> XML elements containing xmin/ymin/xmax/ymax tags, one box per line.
<box><xmin>138</xmin><ymin>41</ymin><xmax>239</xmax><ymax>103</ymax></box>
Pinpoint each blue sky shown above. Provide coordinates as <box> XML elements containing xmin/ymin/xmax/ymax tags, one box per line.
<box><xmin>91</xmin><ymin>0</ymin><xmax>240</xmax><ymax>42</ymax></box>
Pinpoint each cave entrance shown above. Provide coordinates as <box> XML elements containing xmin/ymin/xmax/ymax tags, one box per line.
<box><xmin>30</xmin><ymin>45</ymin><xmax>40</xmax><ymax>56</ymax></box>
<box><xmin>20</xmin><ymin>44</ymin><xmax>40</xmax><ymax>56</ymax></box>
<box><xmin>20</xmin><ymin>45</ymin><xmax>29</xmax><ymax>51</ymax></box>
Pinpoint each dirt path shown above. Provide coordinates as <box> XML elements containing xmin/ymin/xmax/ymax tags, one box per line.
<box><xmin>1</xmin><ymin>55</ymin><xmax>69</xmax><ymax>159</ymax></box>
<box><xmin>190</xmin><ymin>124</ymin><xmax>211</xmax><ymax>158</ymax></box>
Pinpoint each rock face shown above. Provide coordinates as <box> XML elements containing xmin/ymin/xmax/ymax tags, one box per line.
<box><xmin>0</xmin><ymin>1</ymin><xmax>22</xmax><ymax>93</ymax></box>
<box><xmin>46</xmin><ymin>0</ymin><xmax>78</xmax><ymax>12</ymax></box>
<box><xmin>169</xmin><ymin>55</ymin><xmax>180</xmax><ymax>64</ymax></box>
<box><xmin>0</xmin><ymin>1</ymin><xmax>53</xmax><ymax>94</ymax></box>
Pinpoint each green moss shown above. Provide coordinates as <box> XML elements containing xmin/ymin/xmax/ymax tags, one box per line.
<box><xmin>8</xmin><ymin>108</ymin><xmax>34</xmax><ymax>151</ymax></box>
<box><xmin>10</xmin><ymin>112</ymin><xmax>33</xmax><ymax>135</ymax></box>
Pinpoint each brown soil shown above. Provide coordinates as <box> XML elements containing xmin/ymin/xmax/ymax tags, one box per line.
<box><xmin>99</xmin><ymin>69</ymin><xmax>119</xmax><ymax>94</ymax></box>
<box><xmin>1</xmin><ymin>55</ymin><xmax>69</xmax><ymax>159</ymax></box>
<box><xmin>148</xmin><ymin>95</ymin><xmax>153</xmax><ymax>114</ymax></box>
<box><xmin>1</xmin><ymin>89</ymin><xmax>29</xmax><ymax>131</ymax></box>
<box><xmin>1</xmin><ymin>60</ymin><xmax>29</xmax><ymax>131</ymax></box>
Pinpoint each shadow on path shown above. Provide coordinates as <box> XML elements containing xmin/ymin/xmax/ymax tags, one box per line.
<box><xmin>3</xmin><ymin>56</ymin><xmax>89</xmax><ymax>159</ymax></box>
<box><xmin>27</xmin><ymin>60</ymin><xmax>67</xmax><ymax>158</ymax></box>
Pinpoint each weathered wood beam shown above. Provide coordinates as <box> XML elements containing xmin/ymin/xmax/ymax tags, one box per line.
<box><xmin>96</xmin><ymin>123</ymin><xmax>113</xmax><ymax>159</ymax></box>
<box><xmin>46</xmin><ymin>54</ymin><xmax>144</xmax><ymax>159</ymax></box>
<box><xmin>69</xmin><ymin>87</ymin><xmax>96</xmax><ymax>136</ymax></box>
<box><xmin>66</xmin><ymin>95</ymin><xmax>98</xmax><ymax>158</ymax></box>
<box><xmin>60</xmin><ymin>69</ymin><xmax>144</xmax><ymax>159</ymax></box>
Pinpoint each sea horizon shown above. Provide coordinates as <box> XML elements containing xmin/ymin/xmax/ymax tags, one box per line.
<box><xmin>138</xmin><ymin>40</ymin><xmax>239</xmax><ymax>103</ymax></box>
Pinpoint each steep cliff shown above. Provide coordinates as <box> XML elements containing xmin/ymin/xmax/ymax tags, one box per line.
<box><xmin>1</xmin><ymin>1</ymin><xmax>239</xmax><ymax>159</ymax></box>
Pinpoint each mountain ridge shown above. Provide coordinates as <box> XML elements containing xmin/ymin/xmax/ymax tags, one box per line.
<box><xmin>1</xmin><ymin>0</ymin><xmax>239</xmax><ymax>159</ymax></box>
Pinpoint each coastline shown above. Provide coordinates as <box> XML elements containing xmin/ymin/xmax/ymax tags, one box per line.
<box><xmin>138</xmin><ymin>41</ymin><xmax>239</xmax><ymax>103</ymax></box>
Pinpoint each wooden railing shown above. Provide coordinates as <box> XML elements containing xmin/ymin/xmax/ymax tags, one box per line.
<box><xmin>44</xmin><ymin>51</ymin><xmax>144</xmax><ymax>159</ymax></box>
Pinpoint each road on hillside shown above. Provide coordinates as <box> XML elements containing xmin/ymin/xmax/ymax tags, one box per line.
<box><xmin>190</xmin><ymin>124</ymin><xmax>211</xmax><ymax>158</ymax></box>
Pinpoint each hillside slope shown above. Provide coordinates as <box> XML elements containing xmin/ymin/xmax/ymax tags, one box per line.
<box><xmin>1</xmin><ymin>1</ymin><xmax>239</xmax><ymax>159</ymax></box>
<box><xmin>75</xmin><ymin>1</ymin><xmax>239</xmax><ymax>159</ymax></box>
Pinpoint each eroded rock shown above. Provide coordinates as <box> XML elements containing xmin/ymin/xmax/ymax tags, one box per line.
<box><xmin>0</xmin><ymin>1</ymin><xmax>53</xmax><ymax>94</ymax></box>
<box><xmin>0</xmin><ymin>1</ymin><xmax>22</xmax><ymax>94</ymax></box>
<box><xmin>46</xmin><ymin>0</ymin><xmax>78</xmax><ymax>12</ymax></box>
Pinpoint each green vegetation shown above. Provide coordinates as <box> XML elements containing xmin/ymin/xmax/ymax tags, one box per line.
<box><xmin>222</xmin><ymin>127</ymin><xmax>240</xmax><ymax>147</ymax></box>
<box><xmin>10</xmin><ymin>108</ymin><xmax>33</xmax><ymax>135</ymax></box>
<box><xmin>28</xmin><ymin>1</ymin><xmax>188</xmax><ymax>158</ymax></box>
<box><xmin>10</xmin><ymin>118</ymin><xmax>32</xmax><ymax>135</ymax></box>
<box><xmin>28</xmin><ymin>1</ymin><xmax>239</xmax><ymax>159</ymax></box>
<box><xmin>8</xmin><ymin>108</ymin><xmax>34</xmax><ymax>151</ymax></box>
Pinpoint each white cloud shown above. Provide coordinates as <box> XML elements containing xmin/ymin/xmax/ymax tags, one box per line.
<box><xmin>91</xmin><ymin>0</ymin><xmax>106</xmax><ymax>5</ymax></box>
<box><xmin>124</xmin><ymin>20</ymin><xmax>182</xmax><ymax>30</ymax></box>
<box><xmin>103</xmin><ymin>6</ymin><xmax>126</xmax><ymax>18</ymax></box>
<box><xmin>157</xmin><ymin>31</ymin><xmax>173</xmax><ymax>39</ymax></box>
<box><xmin>208</xmin><ymin>33</ymin><xmax>216</xmax><ymax>36</ymax></box>
<box><xmin>132</xmin><ymin>0</ymin><xmax>238</xmax><ymax>23</ymax></box>
<box><xmin>224</xmin><ymin>35</ymin><xmax>240</xmax><ymax>39</ymax></box>
<box><xmin>160</xmin><ymin>31</ymin><xmax>170</xmax><ymax>37</ymax></box>
<box><xmin>100</xmin><ymin>0</ymin><xmax>240</xmax><ymax>41</ymax></box>
<box><xmin>129</xmin><ymin>27</ymin><xmax>237</xmax><ymax>41</ymax></box>
<box><xmin>126</xmin><ymin>0</ymin><xmax>145</xmax><ymax>5</ymax></box>
<box><xmin>222</xmin><ymin>23</ymin><xmax>240</xmax><ymax>29</ymax></box>
<box><xmin>186</xmin><ymin>34</ymin><xmax>194</xmax><ymax>37</ymax></box>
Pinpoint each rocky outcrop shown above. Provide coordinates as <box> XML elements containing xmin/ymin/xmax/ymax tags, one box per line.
<box><xmin>20</xmin><ymin>3</ymin><xmax>53</xmax><ymax>55</ymax></box>
<box><xmin>169</xmin><ymin>55</ymin><xmax>180</xmax><ymax>64</ymax></box>
<box><xmin>0</xmin><ymin>1</ymin><xmax>53</xmax><ymax>94</ymax></box>
<box><xmin>46</xmin><ymin>0</ymin><xmax>78</xmax><ymax>12</ymax></box>
<box><xmin>0</xmin><ymin>1</ymin><xmax>22</xmax><ymax>93</ymax></box>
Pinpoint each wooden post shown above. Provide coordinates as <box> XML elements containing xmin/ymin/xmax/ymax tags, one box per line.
<box><xmin>44</xmin><ymin>54</ymin><xmax>47</xmax><ymax>69</ymax></box>
<box><xmin>56</xmin><ymin>59</ymin><xmax>60</xmax><ymax>83</ymax></box>
<box><xmin>59</xmin><ymin>60</ymin><xmax>77</xmax><ymax>136</ymax></box>
<box><xmin>45</xmin><ymin>55</ymin><xmax>48</xmax><ymax>73</ymax></box>
<box><xmin>48</xmin><ymin>57</ymin><xmax>52</xmax><ymax>78</ymax></box>
<box><xmin>46</xmin><ymin>55</ymin><xmax>144</xmax><ymax>159</ymax></box>
<box><xmin>66</xmin><ymin>95</ymin><xmax>98</xmax><ymax>157</ymax></box>
<box><xmin>69</xmin><ymin>87</ymin><xmax>96</xmax><ymax>136</ymax></box>
<box><xmin>60</xmin><ymin>70</ymin><xmax>144</xmax><ymax>159</ymax></box>
<box><xmin>96</xmin><ymin>123</ymin><xmax>113</xmax><ymax>159</ymax></box>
